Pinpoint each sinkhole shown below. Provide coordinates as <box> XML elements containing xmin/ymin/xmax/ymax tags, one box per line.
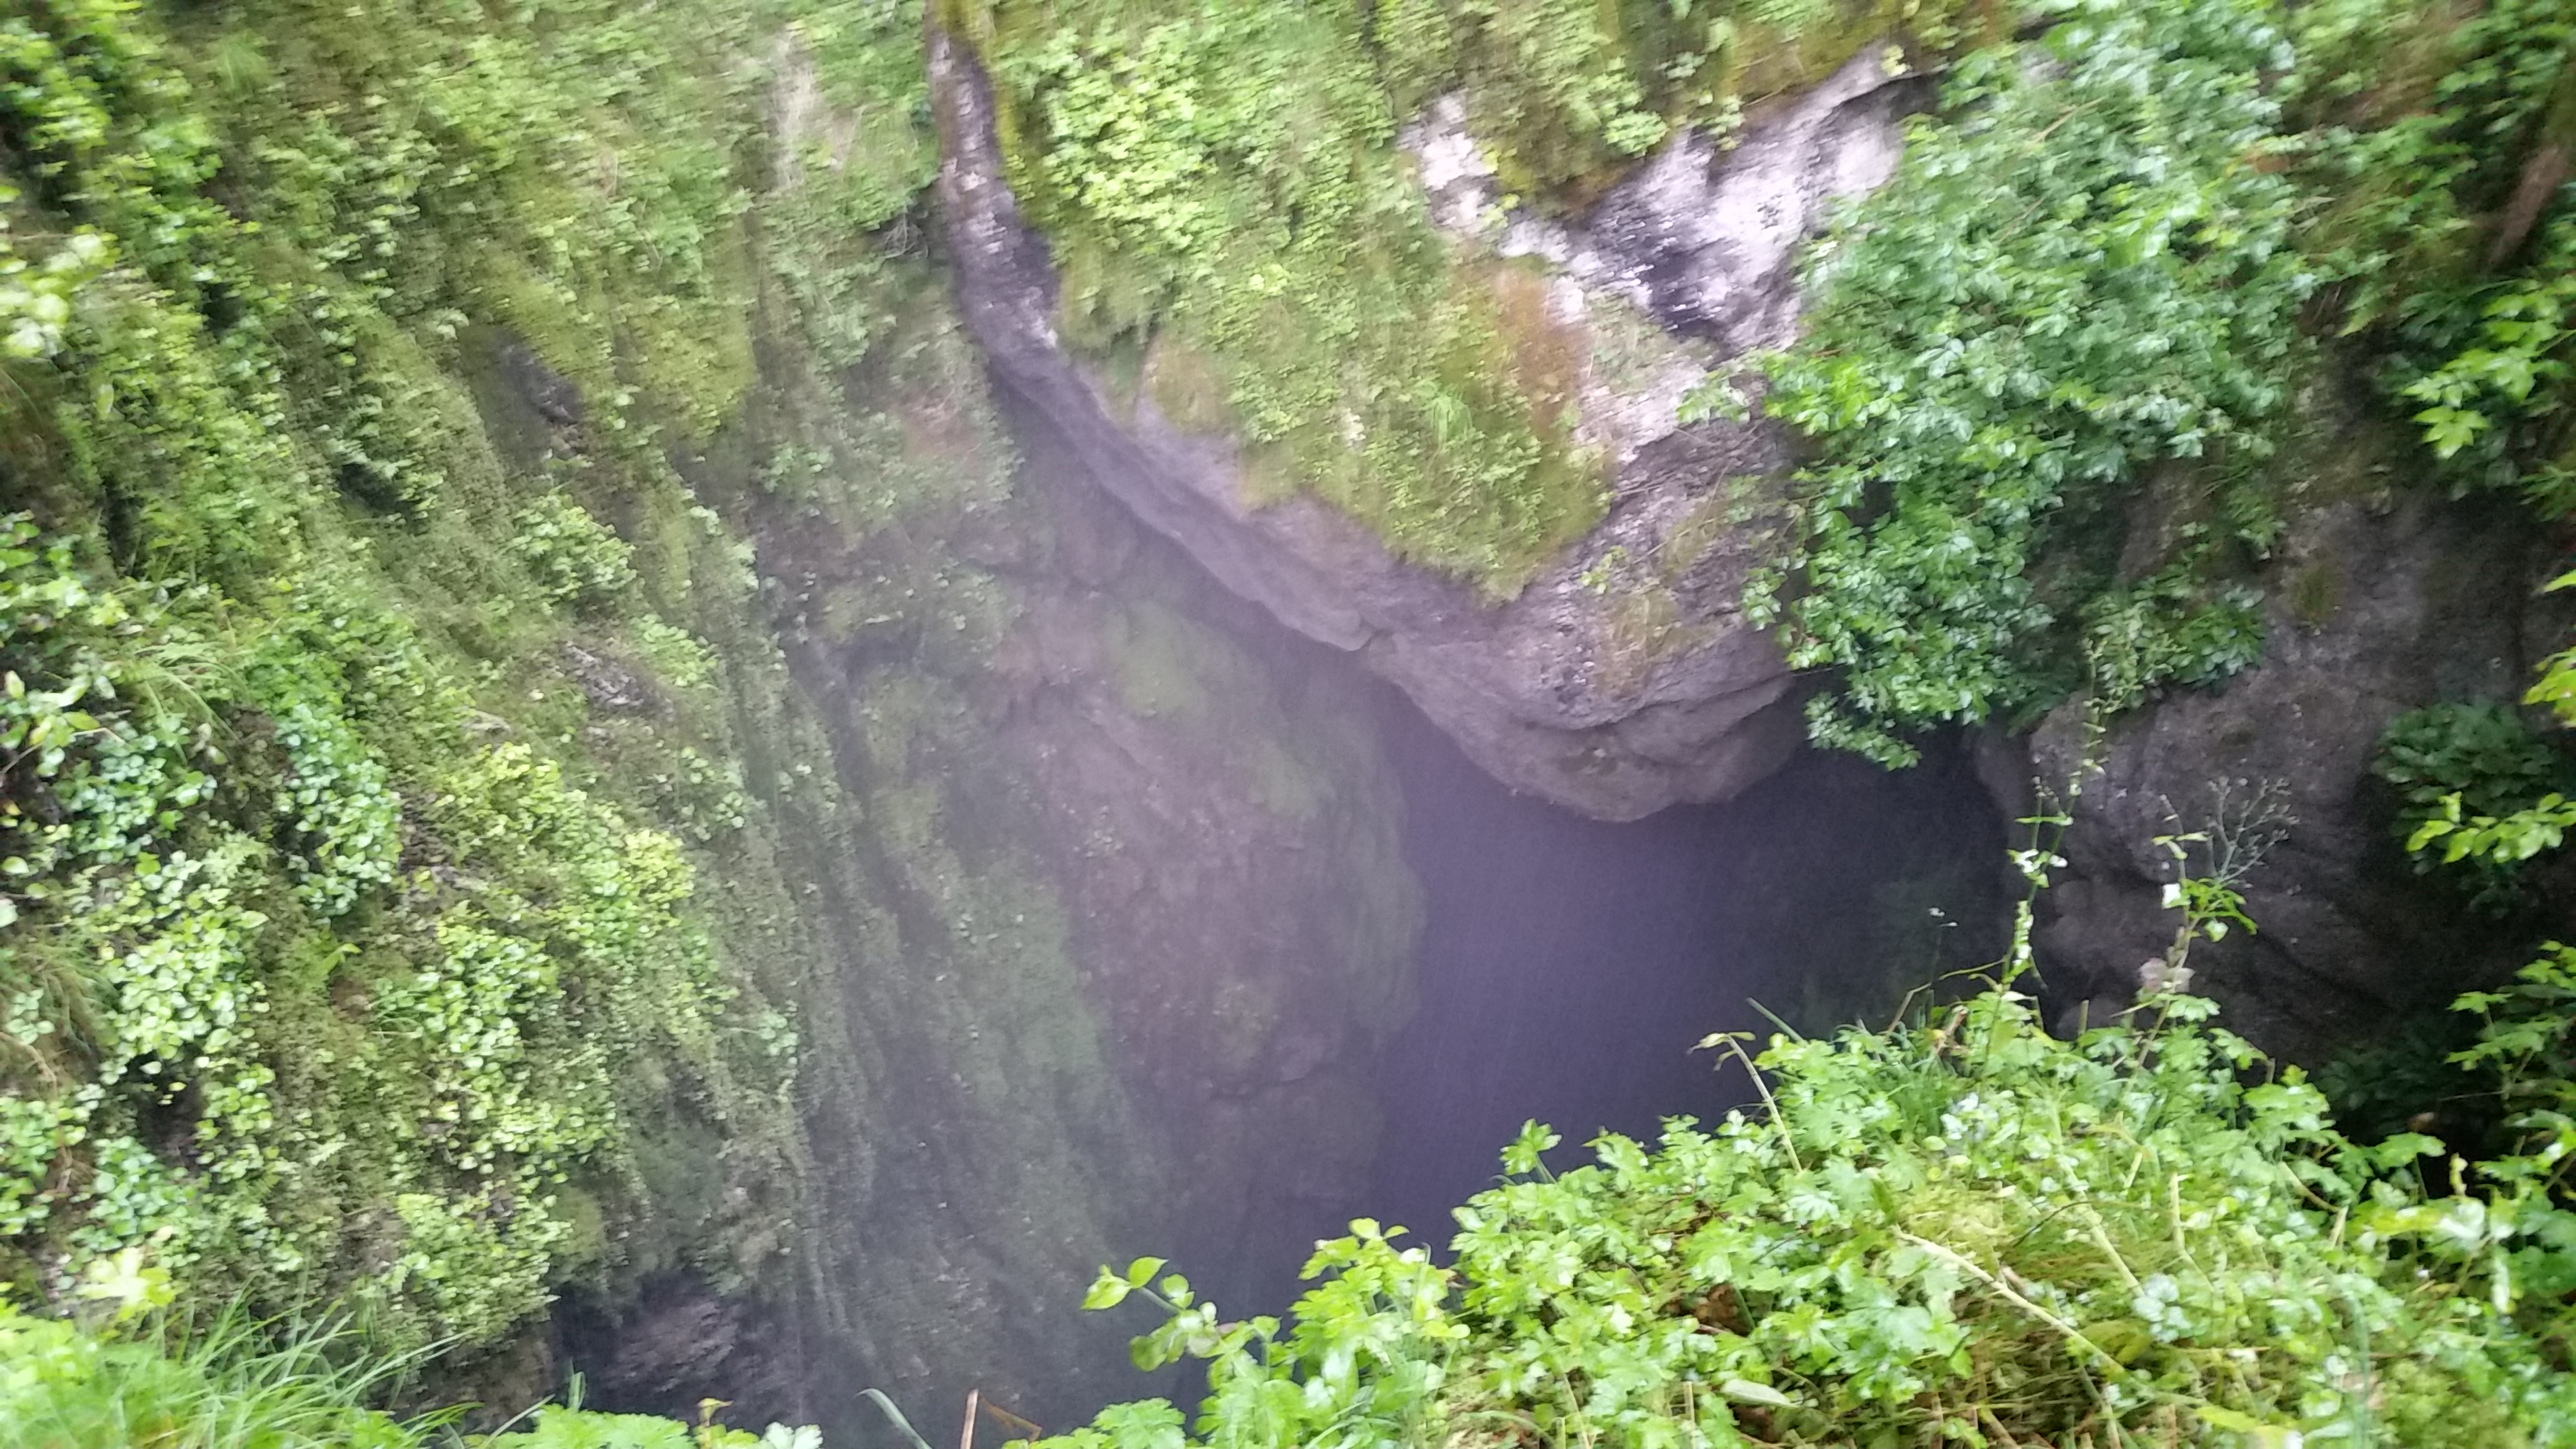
<box><xmin>1364</xmin><ymin>694</ymin><xmax>2012</xmax><ymax>1259</ymax></box>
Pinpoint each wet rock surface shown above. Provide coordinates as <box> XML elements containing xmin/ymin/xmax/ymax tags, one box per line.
<box><xmin>984</xmin><ymin>417</ymin><xmax>1421</xmax><ymax>1325</ymax></box>
<box><xmin>555</xmin><ymin>1279</ymin><xmax>809</xmax><ymax>1429</ymax></box>
<box><xmin>930</xmin><ymin>30</ymin><xmax>1932</xmax><ymax>820</ymax></box>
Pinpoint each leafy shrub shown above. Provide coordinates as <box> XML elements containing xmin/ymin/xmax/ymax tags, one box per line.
<box><xmin>1730</xmin><ymin>0</ymin><xmax>2310</xmax><ymax>764</ymax></box>
<box><xmin>266</xmin><ymin>702</ymin><xmax>402</xmax><ymax>919</ymax></box>
<box><xmin>2379</xmin><ymin>574</ymin><xmax>2576</xmax><ymax>894</ymax></box>
<box><xmin>0</xmin><ymin>507</ymin><xmax>777</xmax><ymax>1344</ymax></box>
<box><xmin>2377</xmin><ymin>702</ymin><xmax>2564</xmax><ymax>827</ymax></box>
<box><xmin>2080</xmin><ymin>574</ymin><xmax>2267</xmax><ymax>717</ymax></box>
<box><xmin>2376</xmin><ymin>700</ymin><xmax>2570</xmax><ymax>901</ymax></box>
<box><xmin>2454</xmin><ymin>945</ymin><xmax>2576</xmax><ymax>1216</ymax></box>
<box><xmin>972</xmin><ymin>0</ymin><xmax>1985</xmax><ymax>596</ymax></box>
<box><xmin>630</xmin><ymin>616</ymin><xmax>721</xmax><ymax>695</ymax></box>
<box><xmin>0</xmin><ymin>216</ymin><xmax>110</xmax><ymax>361</ymax></box>
<box><xmin>508</xmin><ymin>496</ymin><xmax>639</xmax><ymax>612</ymax></box>
<box><xmin>979</xmin><ymin>0</ymin><xmax>1608</xmax><ymax>595</ymax></box>
<box><xmin>1032</xmin><ymin>897</ymin><xmax>2576</xmax><ymax>1447</ymax></box>
<box><xmin>1371</xmin><ymin>0</ymin><xmax>1669</xmax><ymax>194</ymax></box>
<box><xmin>1664</xmin><ymin>0</ymin><xmax>2574</xmax><ymax>766</ymax></box>
<box><xmin>0</xmin><ymin>0</ymin><xmax>887</xmax><ymax>1388</ymax></box>
<box><xmin>650</xmin><ymin>746</ymin><xmax>754</xmax><ymax>843</ymax></box>
<box><xmin>1042</xmin><ymin>804</ymin><xmax>2576</xmax><ymax>1449</ymax></box>
<box><xmin>2398</xmin><ymin>212</ymin><xmax>2576</xmax><ymax>499</ymax></box>
<box><xmin>2289</xmin><ymin>0</ymin><xmax>2575</xmax><ymax>505</ymax></box>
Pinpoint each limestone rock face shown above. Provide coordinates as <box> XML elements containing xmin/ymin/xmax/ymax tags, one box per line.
<box><xmin>518</xmin><ymin>47</ymin><xmax>1425</xmax><ymax>1425</ymax></box>
<box><xmin>930</xmin><ymin>28</ymin><xmax>1932</xmax><ymax>819</ymax></box>
<box><xmin>1998</xmin><ymin>489</ymin><xmax>2570</xmax><ymax>1062</ymax></box>
<box><xmin>715</xmin><ymin>343</ymin><xmax>1420</xmax><ymax>1431</ymax></box>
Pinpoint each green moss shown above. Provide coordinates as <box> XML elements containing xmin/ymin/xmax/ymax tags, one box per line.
<box><xmin>963</xmin><ymin>0</ymin><xmax>1609</xmax><ymax>596</ymax></box>
<box><xmin>957</xmin><ymin>0</ymin><xmax>1983</xmax><ymax>596</ymax></box>
<box><xmin>1382</xmin><ymin>0</ymin><xmax>1982</xmax><ymax>203</ymax></box>
<box><xmin>1246</xmin><ymin>738</ymin><xmax>1325</xmax><ymax>822</ymax></box>
<box><xmin>0</xmin><ymin>0</ymin><xmax>1420</xmax><ymax>1417</ymax></box>
<box><xmin>2290</xmin><ymin>560</ymin><xmax>2342</xmax><ymax>627</ymax></box>
<box><xmin>1106</xmin><ymin>601</ymin><xmax>1219</xmax><ymax>721</ymax></box>
<box><xmin>0</xmin><ymin>0</ymin><xmax>944</xmax><ymax>1361</ymax></box>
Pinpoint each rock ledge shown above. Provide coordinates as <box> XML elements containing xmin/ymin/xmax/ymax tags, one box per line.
<box><xmin>930</xmin><ymin>30</ymin><xmax>1930</xmax><ymax>818</ymax></box>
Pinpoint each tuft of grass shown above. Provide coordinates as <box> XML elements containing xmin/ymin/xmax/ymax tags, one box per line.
<box><xmin>0</xmin><ymin>1302</ymin><xmax>446</xmax><ymax>1449</ymax></box>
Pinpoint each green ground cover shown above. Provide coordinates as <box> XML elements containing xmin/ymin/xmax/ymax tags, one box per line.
<box><xmin>0</xmin><ymin>0</ymin><xmax>939</xmax><ymax>1362</ymax></box>
<box><xmin>952</xmin><ymin>0</ymin><xmax>1982</xmax><ymax>597</ymax></box>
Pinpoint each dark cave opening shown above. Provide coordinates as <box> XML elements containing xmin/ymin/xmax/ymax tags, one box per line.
<box><xmin>1365</xmin><ymin>698</ymin><xmax>2013</xmax><ymax>1254</ymax></box>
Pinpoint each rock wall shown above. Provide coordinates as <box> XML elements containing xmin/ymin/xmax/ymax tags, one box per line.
<box><xmin>930</xmin><ymin>28</ymin><xmax>1933</xmax><ymax>820</ymax></box>
<box><xmin>1991</xmin><ymin>460</ymin><xmax>2570</xmax><ymax>1061</ymax></box>
<box><xmin>559</xmin><ymin>260</ymin><xmax>1421</xmax><ymax>1434</ymax></box>
<box><xmin>492</xmin><ymin>48</ymin><xmax>1426</xmax><ymax>1429</ymax></box>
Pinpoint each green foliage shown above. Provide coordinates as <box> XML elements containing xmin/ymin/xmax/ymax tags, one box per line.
<box><xmin>2406</xmin><ymin>789</ymin><xmax>2576</xmax><ymax>875</ymax></box>
<box><xmin>975</xmin><ymin>0</ymin><xmax>1607</xmax><ymax>596</ymax></box>
<box><xmin>0</xmin><ymin>506</ymin><xmax>789</xmax><ymax>1347</ymax></box>
<box><xmin>0</xmin><ymin>1289</ymin><xmax>830</xmax><ymax>1449</ymax></box>
<box><xmin>266</xmin><ymin>701</ymin><xmax>402</xmax><ymax>920</ymax></box>
<box><xmin>2452</xmin><ymin>947</ymin><xmax>2576</xmax><ymax>1222</ymax></box>
<box><xmin>2377</xmin><ymin>702</ymin><xmax>2564</xmax><ymax>833</ymax></box>
<box><xmin>1028</xmin><ymin>831</ymin><xmax>2576</xmax><ymax>1448</ymax></box>
<box><xmin>2376</xmin><ymin>700</ymin><xmax>2569</xmax><ymax>902</ymax></box>
<box><xmin>1721</xmin><ymin>0</ymin><xmax>2570</xmax><ymax>762</ymax></box>
<box><xmin>2378</xmin><ymin>602</ymin><xmax>2576</xmax><ymax>902</ymax></box>
<box><xmin>0</xmin><ymin>0</ymin><xmax>919</xmax><ymax>1365</ymax></box>
<box><xmin>0</xmin><ymin>0</ymin><xmax>1302</xmax><ymax>1420</ymax></box>
<box><xmin>2518</xmin><ymin>568</ymin><xmax>2576</xmax><ymax>736</ymax></box>
<box><xmin>2360</xmin><ymin>943</ymin><xmax>2576</xmax><ymax>1373</ymax></box>
<box><xmin>2080</xmin><ymin>572</ymin><xmax>2267</xmax><ymax>720</ymax></box>
<box><xmin>2286</xmin><ymin>0</ymin><xmax>2574</xmax><ymax>306</ymax></box>
<box><xmin>2397</xmin><ymin>210</ymin><xmax>2576</xmax><ymax>492</ymax></box>
<box><xmin>2289</xmin><ymin>0</ymin><xmax>2576</xmax><ymax>504</ymax></box>
<box><xmin>1373</xmin><ymin>0</ymin><xmax>1975</xmax><ymax>202</ymax></box>
<box><xmin>966</xmin><ymin>0</ymin><xmax>1988</xmax><ymax>596</ymax></box>
<box><xmin>0</xmin><ymin>1303</ymin><xmax>429</xmax><ymax>1449</ymax></box>
<box><xmin>1033</xmin><ymin>973</ymin><xmax>2576</xmax><ymax>1447</ymax></box>
<box><xmin>1372</xmin><ymin>0</ymin><xmax>1671</xmax><ymax>194</ymax></box>
<box><xmin>509</xmin><ymin>496</ymin><xmax>639</xmax><ymax>612</ymax></box>
<box><xmin>0</xmin><ymin>217</ymin><xmax>110</xmax><ymax>361</ymax></box>
<box><xmin>627</xmin><ymin>617</ymin><xmax>720</xmax><ymax>695</ymax></box>
<box><xmin>485</xmin><ymin>1403</ymin><xmax>824</xmax><ymax>1449</ymax></box>
<box><xmin>1732</xmin><ymin>0</ymin><xmax>2311</xmax><ymax>764</ymax></box>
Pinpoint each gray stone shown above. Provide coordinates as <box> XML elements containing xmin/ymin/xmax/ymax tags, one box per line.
<box><xmin>2016</xmin><ymin>489</ymin><xmax>2570</xmax><ymax>1061</ymax></box>
<box><xmin>930</xmin><ymin>30</ymin><xmax>1932</xmax><ymax>819</ymax></box>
